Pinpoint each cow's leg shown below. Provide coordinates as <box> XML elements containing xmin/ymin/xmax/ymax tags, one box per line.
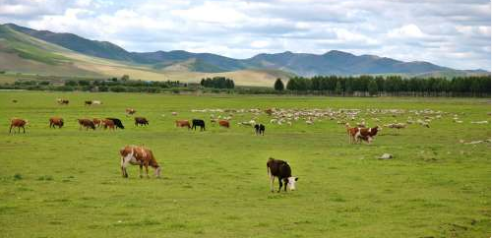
<box><xmin>144</xmin><ymin>163</ymin><xmax>149</xmax><ymax>178</ymax></box>
<box><xmin>121</xmin><ymin>157</ymin><xmax>128</xmax><ymax>178</ymax></box>
<box><xmin>139</xmin><ymin>164</ymin><xmax>143</xmax><ymax>178</ymax></box>
<box><xmin>9</xmin><ymin>125</ymin><xmax>12</xmax><ymax>134</ymax></box>
<box><xmin>278</xmin><ymin>178</ymin><xmax>283</xmax><ymax>193</ymax></box>
<box><xmin>121</xmin><ymin>155</ymin><xmax>134</xmax><ymax>178</ymax></box>
<box><xmin>270</xmin><ymin>175</ymin><xmax>275</xmax><ymax>192</ymax></box>
<box><xmin>22</xmin><ymin>126</ymin><xmax>25</xmax><ymax>133</ymax></box>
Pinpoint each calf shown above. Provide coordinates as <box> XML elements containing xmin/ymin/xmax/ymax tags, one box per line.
<box><xmin>135</xmin><ymin>117</ymin><xmax>149</xmax><ymax>126</ymax></box>
<box><xmin>78</xmin><ymin>119</ymin><xmax>96</xmax><ymax>130</ymax></box>
<box><xmin>84</xmin><ymin>100</ymin><xmax>92</xmax><ymax>106</ymax></box>
<box><xmin>120</xmin><ymin>145</ymin><xmax>161</xmax><ymax>178</ymax></box>
<box><xmin>49</xmin><ymin>117</ymin><xmax>64</xmax><ymax>129</ymax></box>
<box><xmin>106</xmin><ymin>118</ymin><xmax>124</xmax><ymax>129</ymax></box>
<box><xmin>355</xmin><ymin>126</ymin><xmax>381</xmax><ymax>144</ymax></box>
<box><xmin>254</xmin><ymin>124</ymin><xmax>265</xmax><ymax>135</ymax></box>
<box><xmin>9</xmin><ymin>118</ymin><xmax>27</xmax><ymax>133</ymax></box>
<box><xmin>267</xmin><ymin>157</ymin><xmax>299</xmax><ymax>192</ymax></box>
<box><xmin>192</xmin><ymin>119</ymin><xmax>206</xmax><ymax>131</ymax></box>
<box><xmin>218</xmin><ymin>120</ymin><xmax>230</xmax><ymax>128</ymax></box>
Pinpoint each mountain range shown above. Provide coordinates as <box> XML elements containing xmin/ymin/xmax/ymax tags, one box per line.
<box><xmin>0</xmin><ymin>23</ymin><xmax>488</xmax><ymax>86</ymax></box>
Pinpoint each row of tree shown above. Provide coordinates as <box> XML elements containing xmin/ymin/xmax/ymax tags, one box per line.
<box><xmin>6</xmin><ymin>76</ymin><xmax>187</xmax><ymax>93</ymax></box>
<box><xmin>273</xmin><ymin>75</ymin><xmax>490</xmax><ymax>97</ymax></box>
<box><xmin>200</xmin><ymin>77</ymin><xmax>235</xmax><ymax>89</ymax></box>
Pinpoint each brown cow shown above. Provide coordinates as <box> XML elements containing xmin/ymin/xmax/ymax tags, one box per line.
<box><xmin>218</xmin><ymin>120</ymin><xmax>230</xmax><ymax>128</ymax></box>
<box><xmin>120</xmin><ymin>145</ymin><xmax>161</xmax><ymax>178</ymax></box>
<box><xmin>78</xmin><ymin>119</ymin><xmax>96</xmax><ymax>130</ymax></box>
<box><xmin>175</xmin><ymin>120</ymin><xmax>191</xmax><ymax>129</ymax></box>
<box><xmin>9</xmin><ymin>118</ymin><xmax>27</xmax><ymax>133</ymax></box>
<box><xmin>102</xmin><ymin>119</ymin><xmax>115</xmax><ymax>130</ymax></box>
<box><xmin>135</xmin><ymin>117</ymin><xmax>149</xmax><ymax>126</ymax></box>
<box><xmin>345</xmin><ymin>123</ymin><xmax>359</xmax><ymax>143</ymax></box>
<box><xmin>355</xmin><ymin>126</ymin><xmax>381</xmax><ymax>144</ymax></box>
<box><xmin>93</xmin><ymin>118</ymin><xmax>102</xmax><ymax>127</ymax></box>
<box><xmin>49</xmin><ymin>117</ymin><xmax>64</xmax><ymax>129</ymax></box>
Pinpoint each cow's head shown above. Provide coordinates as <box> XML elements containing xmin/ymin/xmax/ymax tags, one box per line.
<box><xmin>155</xmin><ymin>166</ymin><xmax>162</xmax><ymax>178</ymax></box>
<box><xmin>285</xmin><ymin>177</ymin><xmax>299</xmax><ymax>191</ymax></box>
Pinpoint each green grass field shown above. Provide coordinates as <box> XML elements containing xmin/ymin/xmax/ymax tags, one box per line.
<box><xmin>0</xmin><ymin>91</ymin><xmax>490</xmax><ymax>238</ymax></box>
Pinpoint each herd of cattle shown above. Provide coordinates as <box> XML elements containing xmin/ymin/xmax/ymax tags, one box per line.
<box><xmin>10</xmin><ymin>97</ymin><xmax>478</xmax><ymax>192</ymax></box>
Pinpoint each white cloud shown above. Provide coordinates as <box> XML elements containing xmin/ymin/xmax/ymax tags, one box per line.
<box><xmin>388</xmin><ymin>24</ymin><xmax>425</xmax><ymax>39</ymax></box>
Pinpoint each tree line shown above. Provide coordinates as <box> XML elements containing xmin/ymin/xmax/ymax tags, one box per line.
<box><xmin>275</xmin><ymin>75</ymin><xmax>490</xmax><ymax>97</ymax></box>
<box><xmin>200</xmin><ymin>77</ymin><xmax>235</xmax><ymax>89</ymax></box>
<box><xmin>1</xmin><ymin>76</ymin><xmax>188</xmax><ymax>93</ymax></box>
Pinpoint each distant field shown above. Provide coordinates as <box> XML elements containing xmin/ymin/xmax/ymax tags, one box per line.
<box><xmin>0</xmin><ymin>92</ymin><xmax>490</xmax><ymax>238</ymax></box>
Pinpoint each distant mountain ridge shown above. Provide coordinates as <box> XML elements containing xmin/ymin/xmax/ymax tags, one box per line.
<box><xmin>3</xmin><ymin>23</ymin><xmax>489</xmax><ymax>77</ymax></box>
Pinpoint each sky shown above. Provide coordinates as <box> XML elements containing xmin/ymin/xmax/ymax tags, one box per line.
<box><xmin>0</xmin><ymin>0</ymin><xmax>490</xmax><ymax>70</ymax></box>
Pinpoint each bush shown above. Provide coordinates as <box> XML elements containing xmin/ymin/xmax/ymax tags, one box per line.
<box><xmin>110</xmin><ymin>86</ymin><xmax>127</xmax><ymax>92</ymax></box>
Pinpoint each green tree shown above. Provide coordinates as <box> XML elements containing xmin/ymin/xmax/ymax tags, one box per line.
<box><xmin>334</xmin><ymin>80</ymin><xmax>343</xmax><ymax>95</ymax></box>
<box><xmin>368</xmin><ymin>80</ymin><xmax>378</xmax><ymax>96</ymax></box>
<box><xmin>121</xmin><ymin>74</ymin><xmax>130</xmax><ymax>81</ymax></box>
<box><xmin>274</xmin><ymin>78</ymin><xmax>285</xmax><ymax>91</ymax></box>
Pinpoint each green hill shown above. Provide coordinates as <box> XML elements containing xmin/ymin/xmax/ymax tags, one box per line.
<box><xmin>0</xmin><ymin>23</ymin><xmax>489</xmax><ymax>86</ymax></box>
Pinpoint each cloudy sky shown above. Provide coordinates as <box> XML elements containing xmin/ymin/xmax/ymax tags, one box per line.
<box><xmin>0</xmin><ymin>0</ymin><xmax>490</xmax><ymax>70</ymax></box>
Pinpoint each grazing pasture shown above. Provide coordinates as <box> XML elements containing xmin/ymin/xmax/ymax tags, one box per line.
<box><xmin>0</xmin><ymin>91</ymin><xmax>490</xmax><ymax>238</ymax></box>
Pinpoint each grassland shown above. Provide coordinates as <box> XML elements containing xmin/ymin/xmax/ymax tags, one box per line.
<box><xmin>0</xmin><ymin>91</ymin><xmax>490</xmax><ymax>238</ymax></box>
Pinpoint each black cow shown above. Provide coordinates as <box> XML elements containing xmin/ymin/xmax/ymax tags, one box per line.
<box><xmin>192</xmin><ymin>119</ymin><xmax>205</xmax><ymax>131</ymax></box>
<box><xmin>106</xmin><ymin>118</ymin><xmax>125</xmax><ymax>129</ymax></box>
<box><xmin>254</xmin><ymin>124</ymin><xmax>265</xmax><ymax>135</ymax></box>
<box><xmin>135</xmin><ymin>117</ymin><xmax>149</xmax><ymax>126</ymax></box>
<box><xmin>266</xmin><ymin>157</ymin><xmax>299</xmax><ymax>192</ymax></box>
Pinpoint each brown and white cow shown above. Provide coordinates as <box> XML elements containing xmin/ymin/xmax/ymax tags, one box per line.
<box><xmin>9</xmin><ymin>118</ymin><xmax>28</xmax><ymax>133</ymax></box>
<box><xmin>267</xmin><ymin>157</ymin><xmax>299</xmax><ymax>192</ymax></box>
<box><xmin>355</xmin><ymin>125</ymin><xmax>381</xmax><ymax>144</ymax></box>
<box><xmin>126</xmin><ymin>108</ymin><xmax>136</xmax><ymax>115</ymax></box>
<box><xmin>345</xmin><ymin>123</ymin><xmax>359</xmax><ymax>143</ymax></box>
<box><xmin>120</xmin><ymin>145</ymin><xmax>161</xmax><ymax>178</ymax></box>
<box><xmin>78</xmin><ymin>119</ymin><xmax>96</xmax><ymax>130</ymax></box>
<box><xmin>49</xmin><ymin>117</ymin><xmax>64</xmax><ymax>129</ymax></box>
<box><xmin>175</xmin><ymin>120</ymin><xmax>191</xmax><ymax>129</ymax></box>
<box><xmin>218</xmin><ymin>120</ymin><xmax>230</xmax><ymax>128</ymax></box>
